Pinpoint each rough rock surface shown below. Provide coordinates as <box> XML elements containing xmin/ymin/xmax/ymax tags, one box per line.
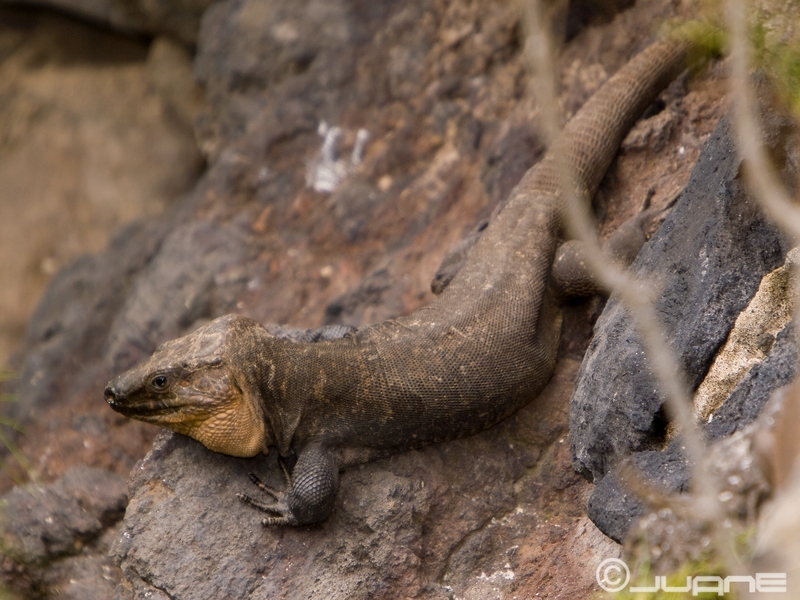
<box><xmin>570</xmin><ymin>113</ymin><xmax>788</xmax><ymax>484</ymax></box>
<box><xmin>588</xmin><ymin>325</ymin><xmax>799</xmax><ymax>543</ymax></box>
<box><xmin>0</xmin><ymin>0</ymin><xmax>733</xmax><ymax>597</ymax></box>
<box><xmin>111</xmin><ymin>362</ymin><xmax>601</xmax><ymax>600</ymax></box>
<box><xmin>706</xmin><ymin>324</ymin><xmax>798</xmax><ymax>440</ymax></box>
<box><xmin>572</xmin><ymin>98</ymin><xmax>799</xmax><ymax>542</ymax></box>
<box><xmin>587</xmin><ymin>440</ymin><xmax>690</xmax><ymax>543</ymax></box>
<box><xmin>0</xmin><ymin>466</ymin><xmax>126</xmax><ymax>597</ymax></box>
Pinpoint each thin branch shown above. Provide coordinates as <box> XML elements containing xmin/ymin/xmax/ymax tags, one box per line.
<box><xmin>520</xmin><ymin>0</ymin><xmax>737</xmax><ymax>576</ymax></box>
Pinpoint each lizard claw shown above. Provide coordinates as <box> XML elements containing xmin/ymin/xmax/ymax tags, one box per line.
<box><xmin>246</xmin><ymin>472</ymin><xmax>283</xmax><ymax>500</ymax></box>
<box><xmin>237</xmin><ymin>470</ymin><xmax>298</xmax><ymax>526</ymax></box>
<box><xmin>238</xmin><ymin>446</ymin><xmax>338</xmax><ymax>526</ymax></box>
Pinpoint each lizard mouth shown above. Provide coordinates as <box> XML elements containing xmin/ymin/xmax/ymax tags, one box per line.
<box><xmin>104</xmin><ymin>385</ymin><xmax>218</xmax><ymax>423</ymax></box>
<box><xmin>104</xmin><ymin>385</ymin><xmax>175</xmax><ymax>418</ymax></box>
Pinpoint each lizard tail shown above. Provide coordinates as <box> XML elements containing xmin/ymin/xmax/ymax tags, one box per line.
<box><xmin>558</xmin><ymin>35</ymin><xmax>693</xmax><ymax>198</ymax></box>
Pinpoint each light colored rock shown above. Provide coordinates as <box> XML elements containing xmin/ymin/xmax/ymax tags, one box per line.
<box><xmin>0</xmin><ymin>19</ymin><xmax>203</xmax><ymax>365</ymax></box>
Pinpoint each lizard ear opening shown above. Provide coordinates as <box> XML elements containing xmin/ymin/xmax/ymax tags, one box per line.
<box><xmin>230</xmin><ymin>376</ymin><xmax>245</xmax><ymax>397</ymax></box>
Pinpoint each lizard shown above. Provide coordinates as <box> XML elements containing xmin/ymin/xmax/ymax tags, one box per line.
<box><xmin>104</xmin><ymin>31</ymin><xmax>697</xmax><ymax>526</ymax></box>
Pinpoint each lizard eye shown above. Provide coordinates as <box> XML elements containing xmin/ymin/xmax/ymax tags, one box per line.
<box><xmin>149</xmin><ymin>374</ymin><xmax>170</xmax><ymax>391</ymax></box>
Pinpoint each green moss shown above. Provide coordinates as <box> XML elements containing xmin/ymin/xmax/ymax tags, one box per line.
<box><xmin>658</xmin><ymin>4</ymin><xmax>800</xmax><ymax>117</ymax></box>
<box><xmin>664</xmin><ymin>19</ymin><xmax>727</xmax><ymax>65</ymax></box>
<box><xmin>750</xmin><ymin>21</ymin><xmax>800</xmax><ymax>116</ymax></box>
<box><xmin>0</xmin><ymin>368</ymin><xmax>32</xmax><ymax>483</ymax></box>
<box><xmin>731</xmin><ymin>526</ymin><xmax>758</xmax><ymax>564</ymax></box>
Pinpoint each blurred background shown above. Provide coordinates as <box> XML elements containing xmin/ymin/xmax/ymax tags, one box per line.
<box><xmin>0</xmin><ymin>8</ymin><xmax>205</xmax><ymax>366</ymax></box>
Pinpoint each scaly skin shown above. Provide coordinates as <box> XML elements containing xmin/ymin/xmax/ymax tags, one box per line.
<box><xmin>105</xmin><ymin>34</ymin><xmax>694</xmax><ymax>526</ymax></box>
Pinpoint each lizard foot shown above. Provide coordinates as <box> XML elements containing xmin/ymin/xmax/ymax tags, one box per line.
<box><xmin>238</xmin><ymin>445</ymin><xmax>339</xmax><ymax>526</ymax></box>
<box><xmin>237</xmin><ymin>464</ymin><xmax>298</xmax><ymax>526</ymax></box>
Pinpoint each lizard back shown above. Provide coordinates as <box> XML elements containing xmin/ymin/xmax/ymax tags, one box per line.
<box><xmin>257</xmin><ymin>35</ymin><xmax>694</xmax><ymax>460</ymax></box>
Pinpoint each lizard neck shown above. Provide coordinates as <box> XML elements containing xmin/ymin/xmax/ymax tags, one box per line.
<box><xmin>231</xmin><ymin>325</ymin><xmax>346</xmax><ymax>456</ymax></box>
<box><xmin>224</xmin><ymin>323</ymin><xmax>292</xmax><ymax>456</ymax></box>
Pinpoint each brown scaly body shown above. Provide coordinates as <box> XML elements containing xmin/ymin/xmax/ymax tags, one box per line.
<box><xmin>105</xmin><ymin>34</ymin><xmax>694</xmax><ymax>525</ymax></box>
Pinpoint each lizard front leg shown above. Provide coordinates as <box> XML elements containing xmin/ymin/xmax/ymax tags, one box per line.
<box><xmin>238</xmin><ymin>444</ymin><xmax>340</xmax><ymax>526</ymax></box>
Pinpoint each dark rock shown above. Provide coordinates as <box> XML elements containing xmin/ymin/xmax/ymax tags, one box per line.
<box><xmin>570</xmin><ymin>113</ymin><xmax>787</xmax><ymax>483</ymax></box>
<box><xmin>194</xmin><ymin>0</ymin><xmax>403</xmax><ymax>151</ymax></box>
<box><xmin>565</xmin><ymin>0</ymin><xmax>636</xmax><ymax>42</ymax></box>
<box><xmin>110</xmin><ymin>433</ymin><xmax>277</xmax><ymax>599</ymax></box>
<box><xmin>104</xmin><ymin>219</ymin><xmax>252</xmax><ymax>371</ymax></box>
<box><xmin>588</xmin><ymin>440</ymin><xmax>691</xmax><ymax>543</ymax></box>
<box><xmin>0</xmin><ymin>466</ymin><xmax>126</xmax><ymax>565</ymax></box>
<box><xmin>583</xmin><ymin>321</ymin><xmax>798</xmax><ymax>542</ymax></box>
<box><xmin>587</xmin><ymin>469</ymin><xmax>646</xmax><ymax>544</ymax></box>
<box><xmin>575</xmin><ymin>88</ymin><xmax>800</xmax><ymax>542</ymax></box>
<box><xmin>482</xmin><ymin>123</ymin><xmax>545</xmax><ymax>209</ymax></box>
<box><xmin>329</xmin><ymin>181</ymin><xmax>388</xmax><ymax>243</ymax></box>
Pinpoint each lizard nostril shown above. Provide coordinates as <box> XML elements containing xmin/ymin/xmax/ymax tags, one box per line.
<box><xmin>104</xmin><ymin>386</ymin><xmax>117</xmax><ymax>405</ymax></box>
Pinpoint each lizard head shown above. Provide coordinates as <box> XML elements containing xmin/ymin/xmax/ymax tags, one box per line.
<box><xmin>104</xmin><ymin>314</ymin><xmax>270</xmax><ymax>458</ymax></box>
